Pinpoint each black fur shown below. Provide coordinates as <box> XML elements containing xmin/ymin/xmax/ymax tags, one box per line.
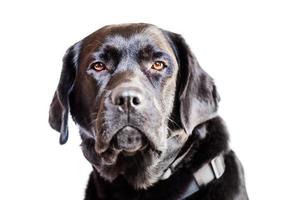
<box><xmin>49</xmin><ymin>46</ymin><xmax>77</xmax><ymax>144</ymax></box>
<box><xmin>49</xmin><ymin>23</ymin><xmax>248</xmax><ymax>200</ymax></box>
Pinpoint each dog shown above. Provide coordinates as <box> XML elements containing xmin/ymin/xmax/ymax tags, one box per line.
<box><xmin>49</xmin><ymin>23</ymin><xmax>248</xmax><ymax>200</ymax></box>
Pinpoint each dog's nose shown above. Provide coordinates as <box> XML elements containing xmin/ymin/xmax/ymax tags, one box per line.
<box><xmin>114</xmin><ymin>126</ymin><xmax>145</xmax><ymax>153</ymax></box>
<box><xmin>111</xmin><ymin>87</ymin><xmax>143</xmax><ymax>111</ymax></box>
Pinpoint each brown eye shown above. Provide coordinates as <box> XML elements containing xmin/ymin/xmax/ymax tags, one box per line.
<box><xmin>151</xmin><ymin>61</ymin><xmax>166</xmax><ymax>71</ymax></box>
<box><xmin>91</xmin><ymin>62</ymin><xmax>106</xmax><ymax>72</ymax></box>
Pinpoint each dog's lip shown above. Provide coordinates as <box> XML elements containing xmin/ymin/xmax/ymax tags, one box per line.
<box><xmin>100</xmin><ymin>147</ymin><xmax>121</xmax><ymax>165</ymax></box>
<box><xmin>99</xmin><ymin>126</ymin><xmax>148</xmax><ymax>164</ymax></box>
<box><xmin>95</xmin><ymin>125</ymin><xmax>161</xmax><ymax>156</ymax></box>
<box><xmin>120</xmin><ymin>143</ymin><xmax>149</xmax><ymax>156</ymax></box>
<box><xmin>124</xmin><ymin>126</ymin><xmax>158</xmax><ymax>152</ymax></box>
<box><xmin>111</xmin><ymin>125</ymin><xmax>148</xmax><ymax>151</ymax></box>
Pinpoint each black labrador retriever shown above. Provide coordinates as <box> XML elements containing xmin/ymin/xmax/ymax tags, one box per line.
<box><xmin>49</xmin><ymin>23</ymin><xmax>248</xmax><ymax>200</ymax></box>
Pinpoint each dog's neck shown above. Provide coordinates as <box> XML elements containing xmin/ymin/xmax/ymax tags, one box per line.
<box><xmin>127</xmin><ymin>117</ymin><xmax>229</xmax><ymax>189</ymax></box>
<box><xmin>159</xmin><ymin>126</ymin><xmax>226</xmax><ymax>199</ymax></box>
<box><xmin>83</xmin><ymin>117</ymin><xmax>229</xmax><ymax>192</ymax></box>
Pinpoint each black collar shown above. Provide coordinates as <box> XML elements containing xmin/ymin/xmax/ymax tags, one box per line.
<box><xmin>160</xmin><ymin>128</ymin><xmax>226</xmax><ymax>199</ymax></box>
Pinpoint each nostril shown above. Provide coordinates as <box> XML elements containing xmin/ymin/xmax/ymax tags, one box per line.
<box><xmin>116</xmin><ymin>96</ymin><xmax>125</xmax><ymax>106</ymax></box>
<box><xmin>111</xmin><ymin>87</ymin><xmax>143</xmax><ymax>108</ymax></box>
<box><xmin>132</xmin><ymin>96</ymin><xmax>141</xmax><ymax>105</ymax></box>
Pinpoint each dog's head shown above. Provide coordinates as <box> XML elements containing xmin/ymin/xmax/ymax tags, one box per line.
<box><xmin>49</xmin><ymin>23</ymin><xmax>219</xmax><ymax>188</ymax></box>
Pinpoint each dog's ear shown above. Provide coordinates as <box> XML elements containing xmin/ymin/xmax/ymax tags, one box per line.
<box><xmin>167</xmin><ymin>32</ymin><xmax>220</xmax><ymax>135</ymax></box>
<box><xmin>48</xmin><ymin>43</ymin><xmax>80</xmax><ymax>144</ymax></box>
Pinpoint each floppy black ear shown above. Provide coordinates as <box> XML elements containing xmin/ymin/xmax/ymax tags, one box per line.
<box><xmin>48</xmin><ymin>44</ymin><xmax>79</xmax><ymax>144</ymax></box>
<box><xmin>167</xmin><ymin>32</ymin><xmax>220</xmax><ymax>135</ymax></box>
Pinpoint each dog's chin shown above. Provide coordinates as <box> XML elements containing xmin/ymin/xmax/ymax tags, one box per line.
<box><xmin>94</xmin><ymin>146</ymin><xmax>159</xmax><ymax>188</ymax></box>
<box><xmin>96</xmin><ymin>126</ymin><xmax>162</xmax><ymax>166</ymax></box>
<box><xmin>93</xmin><ymin>141</ymin><xmax>163</xmax><ymax>189</ymax></box>
<box><xmin>99</xmin><ymin>143</ymin><xmax>150</xmax><ymax>166</ymax></box>
<box><xmin>99</xmin><ymin>136</ymin><xmax>162</xmax><ymax>166</ymax></box>
<box><xmin>92</xmin><ymin>125</ymin><xmax>167</xmax><ymax>188</ymax></box>
<box><xmin>96</xmin><ymin>149</ymin><xmax>162</xmax><ymax>188</ymax></box>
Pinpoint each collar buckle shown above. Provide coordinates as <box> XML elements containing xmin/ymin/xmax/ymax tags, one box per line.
<box><xmin>210</xmin><ymin>155</ymin><xmax>225</xmax><ymax>179</ymax></box>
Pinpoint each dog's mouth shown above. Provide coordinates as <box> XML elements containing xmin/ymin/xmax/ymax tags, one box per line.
<box><xmin>112</xmin><ymin>126</ymin><xmax>149</xmax><ymax>154</ymax></box>
<box><xmin>98</xmin><ymin>126</ymin><xmax>150</xmax><ymax>165</ymax></box>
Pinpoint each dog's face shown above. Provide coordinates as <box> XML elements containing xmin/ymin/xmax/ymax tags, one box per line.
<box><xmin>49</xmin><ymin>23</ymin><xmax>220</xmax><ymax>188</ymax></box>
<box><xmin>74</xmin><ymin>24</ymin><xmax>179</xmax><ymax>162</ymax></box>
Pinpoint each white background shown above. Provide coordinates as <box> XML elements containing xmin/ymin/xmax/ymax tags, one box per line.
<box><xmin>0</xmin><ymin>0</ymin><xmax>299</xmax><ymax>199</ymax></box>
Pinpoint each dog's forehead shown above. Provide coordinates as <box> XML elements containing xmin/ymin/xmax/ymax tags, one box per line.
<box><xmin>80</xmin><ymin>24</ymin><xmax>175</xmax><ymax>60</ymax></box>
<box><xmin>103</xmin><ymin>25</ymin><xmax>173</xmax><ymax>52</ymax></box>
